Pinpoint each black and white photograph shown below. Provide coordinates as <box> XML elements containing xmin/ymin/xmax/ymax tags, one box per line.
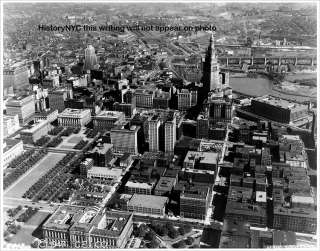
<box><xmin>1</xmin><ymin>0</ymin><xmax>318</xmax><ymax>250</ymax></box>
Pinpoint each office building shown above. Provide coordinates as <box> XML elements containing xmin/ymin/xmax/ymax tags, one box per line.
<box><xmin>87</xmin><ymin>166</ymin><xmax>122</xmax><ymax>181</ymax></box>
<box><xmin>84</xmin><ymin>45</ymin><xmax>98</xmax><ymax>71</ymax></box>
<box><xmin>3</xmin><ymin>114</ymin><xmax>20</xmax><ymax>138</ymax></box>
<box><xmin>148</xmin><ymin>115</ymin><xmax>161</xmax><ymax>152</ymax></box>
<box><xmin>113</xmin><ymin>102</ymin><xmax>136</xmax><ymax>118</ymax></box>
<box><xmin>110</xmin><ymin>123</ymin><xmax>140</xmax><ymax>154</ymax></box>
<box><xmin>48</xmin><ymin>88</ymin><xmax>70</xmax><ymax>112</ymax></box>
<box><xmin>80</xmin><ymin>158</ymin><xmax>94</xmax><ymax>176</ymax></box>
<box><xmin>125</xmin><ymin>181</ymin><xmax>154</xmax><ymax>195</ymax></box>
<box><xmin>135</xmin><ymin>88</ymin><xmax>154</xmax><ymax>108</ymax></box>
<box><xmin>20</xmin><ymin>120</ymin><xmax>52</xmax><ymax>144</ymax></box>
<box><xmin>225</xmin><ymin>201</ymin><xmax>267</xmax><ymax>228</ymax></box>
<box><xmin>127</xmin><ymin>194</ymin><xmax>168</xmax><ymax>216</ymax></box>
<box><xmin>3</xmin><ymin>139</ymin><xmax>24</xmax><ymax>168</ymax></box>
<box><xmin>208</xmin><ymin>99</ymin><xmax>232</xmax><ymax>123</ymax></box>
<box><xmin>177</xmin><ymin>89</ymin><xmax>192</xmax><ymax>110</ymax></box>
<box><xmin>93</xmin><ymin>110</ymin><xmax>125</xmax><ymax>131</ymax></box>
<box><xmin>164</xmin><ymin>112</ymin><xmax>176</xmax><ymax>153</ymax></box>
<box><xmin>154</xmin><ymin>177</ymin><xmax>177</xmax><ymax>196</ymax></box>
<box><xmin>273</xmin><ymin>206</ymin><xmax>316</xmax><ymax>233</ymax></box>
<box><xmin>251</xmin><ymin>96</ymin><xmax>308</xmax><ymax>124</ymax></box>
<box><xmin>180</xmin><ymin>184</ymin><xmax>210</xmax><ymax>220</ymax></box>
<box><xmin>6</xmin><ymin>95</ymin><xmax>35</xmax><ymax>124</ymax></box>
<box><xmin>89</xmin><ymin>143</ymin><xmax>113</xmax><ymax>167</ymax></box>
<box><xmin>196</xmin><ymin>113</ymin><xmax>209</xmax><ymax>139</ymax></box>
<box><xmin>202</xmin><ymin>33</ymin><xmax>221</xmax><ymax>93</ymax></box>
<box><xmin>3</xmin><ymin>65</ymin><xmax>29</xmax><ymax>95</ymax></box>
<box><xmin>34</xmin><ymin>109</ymin><xmax>58</xmax><ymax>123</ymax></box>
<box><xmin>153</xmin><ymin>91</ymin><xmax>170</xmax><ymax>109</ymax></box>
<box><xmin>183</xmin><ymin>151</ymin><xmax>219</xmax><ymax>171</ymax></box>
<box><xmin>58</xmin><ymin>108</ymin><xmax>91</xmax><ymax>127</ymax></box>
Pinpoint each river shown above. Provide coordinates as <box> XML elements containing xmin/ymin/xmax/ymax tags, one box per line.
<box><xmin>230</xmin><ymin>73</ymin><xmax>316</xmax><ymax>103</ymax></box>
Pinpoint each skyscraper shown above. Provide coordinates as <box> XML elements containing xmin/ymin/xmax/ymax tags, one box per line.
<box><xmin>148</xmin><ymin>115</ymin><xmax>161</xmax><ymax>152</ymax></box>
<box><xmin>202</xmin><ymin>32</ymin><xmax>221</xmax><ymax>93</ymax></box>
<box><xmin>164</xmin><ymin>113</ymin><xmax>176</xmax><ymax>153</ymax></box>
<box><xmin>84</xmin><ymin>45</ymin><xmax>98</xmax><ymax>71</ymax></box>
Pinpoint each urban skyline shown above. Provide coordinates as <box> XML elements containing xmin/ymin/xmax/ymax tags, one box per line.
<box><xmin>1</xmin><ymin>1</ymin><xmax>318</xmax><ymax>250</ymax></box>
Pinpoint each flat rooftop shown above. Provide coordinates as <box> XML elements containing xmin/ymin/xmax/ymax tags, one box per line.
<box><xmin>225</xmin><ymin>201</ymin><xmax>266</xmax><ymax>217</ymax></box>
<box><xmin>184</xmin><ymin>151</ymin><xmax>219</xmax><ymax>165</ymax></box>
<box><xmin>128</xmin><ymin>194</ymin><xmax>168</xmax><ymax>209</ymax></box>
<box><xmin>155</xmin><ymin>177</ymin><xmax>176</xmax><ymax>192</ymax></box>
<box><xmin>88</xmin><ymin>166</ymin><xmax>122</xmax><ymax>177</ymax></box>
<box><xmin>273</xmin><ymin>206</ymin><xmax>316</xmax><ymax>218</ymax></box>
<box><xmin>254</xmin><ymin>96</ymin><xmax>307</xmax><ymax>111</ymax></box>
<box><xmin>20</xmin><ymin>120</ymin><xmax>48</xmax><ymax>134</ymax></box>
<box><xmin>42</xmin><ymin>205</ymin><xmax>96</xmax><ymax>231</ymax></box>
<box><xmin>90</xmin><ymin>143</ymin><xmax>113</xmax><ymax>154</ymax></box>
<box><xmin>125</xmin><ymin>181</ymin><xmax>154</xmax><ymax>189</ymax></box>
<box><xmin>59</xmin><ymin>108</ymin><xmax>90</xmax><ymax>116</ymax></box>
<box><xmin>90</xmin><ymin>211</ymin><xmax>132</xmax><ymax>237</ymax></box>
<box><xmin>95</xmin><ymin>110</ymin><xmax>124</xmax><ymax>119</ymax></box>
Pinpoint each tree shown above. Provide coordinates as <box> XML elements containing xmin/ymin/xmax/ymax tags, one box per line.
<box><xmin>145</xmin><ymin>229</ymin><xmax>156</xmax><ymax>241</ymax></box>
<box><xmin>168</xmin><ymin>228</ymin><xmax>178</xmax><ymax>239</ymax></box>
<box><xmin>185</xmin><ymin>236</ymin><xmax>194</xmax><ymax>245</ymax></box>
<box><xmin>147</xmin><ymin>239</ymin><xmax>159</xmax><ymax>248</ymax></box>
<box><xmin>178</xmin><ymin>227</ymin><xmax>185</xmax><ymax>235</ymax></box>
<box><xmin>183</xmin><ymin>224</ymin><xmax>192</xmax><ymax>233</ymax></box>
<box><xmin>157</xmin><ymin>225</ymin><xmax>168</xmax><ymax>236</ymax></box>
<box><xmin>138</xmin><ymin>224</ymin><xmax>147</xmax><ymax>238</ymax></box>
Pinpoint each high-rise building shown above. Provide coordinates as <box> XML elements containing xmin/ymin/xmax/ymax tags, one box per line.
<box><xmin>196</xmin><ymin>113</ymin><xmax>209</xmax><ymax>139</ymax></box>
<box><xmin>110</xmin><ymin>122</ymin><xmax>140</xmax><ymax>154</ymax></box>
<box><xmin>164</xmin><ymin>112</ymin><xmax>176</xmax><ymax>153</ymax></box>
<box><xmin>148</xmin><ymin>115</ymin><xmax>161</xmax><ymax>152</ymax></box>
<box><xmin>202</xmin><ymin>33</ymin><xmax>221</xmax><ymax>94</ymax></box>
<box><xmin>84</xmin><ymin>45</ymin><xmax>98</xmax><ymax>71</ymax></box>
<box><xmin>3</xmin><ymin>66</ymin><xmax>29</xmax><ymax>96</ymax></box>
<box><xmin>93</xmin><ymin>110</ymin><xmax>125</xmax><ymax>131</ymax></box>
<box><xmin>208</xmin><ymin>99</ymin><xmax>232</xmax><ymax>124</ymax></box>
<box><xmin>80</xmin><ymin>158</ymin><xmax>94</xmax><ymax>176</ymax></box>
<box><xmin>48</xmin><ymin>88</ymin><xmax>70</xmax><ymax>112</ymax></box>
<box><xmin>6</xmin><ymin>95</ymin><xmax>35</xmax><ymax>124</ymax></box>
<box><xmin>177</xmin><ymin>89</ymin><xmax>192</xmax><ymax>111</ymax></box>
<box><xmin>88</xmin><ymin>143</ymin><xmax>113</xmax><ymax>167</ymax></box>
<box><xmin>135</xmin><ymin>89</ymin><xmax>154</xmax><ymax>108</ymax></box>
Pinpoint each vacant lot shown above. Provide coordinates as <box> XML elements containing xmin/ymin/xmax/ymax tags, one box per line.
<box><xmin>4</xmin><ymin>153</ymin><xmax>66</xmax><ymax>199</ymax></box>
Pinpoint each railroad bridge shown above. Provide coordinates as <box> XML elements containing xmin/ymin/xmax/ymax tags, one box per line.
<box><xmin>218</xmin><ymin>56</ymin><xmax>316</xmax><ymax>67</ymax></box>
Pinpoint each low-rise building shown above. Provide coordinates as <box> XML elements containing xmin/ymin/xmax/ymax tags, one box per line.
<box><xmin>20</xmin><ymin>120</ymin><xmax>52</xmax><ymax>144</ymax></box>
<box><xmin>225</xmin><ymin>201</ymin><xmax>267</xmax><ymax>228</ymax></box>
<box><xmin>34</xmin><ymin>109</ymin><xmax>58</xmax><ymax>123</ymax></box>
<box><xmin>183</xmin><ymin>151</ymin><xmax>219</xmax><ymax>171</ymax></box>
<box><xmin>154</xmin><ymin>177</ymin><xmax>177</xmax><ymax>196</ymax></box>
<box><xmin>42</xmin><ymin>205</ymin><xmax>133</xmax><ymax>248</ymax></box>
<box><xmin>273</xmin><ymin>206</ymin><xmax>316</xmax><ymax>233</ymax></box>
<box><xmin>87</xmin><ymin>166</ymin><xmax>122</xmax><ymax>181</ymax></box>
<box><xmin>3</xmin><ymin>139</ymin><xmax>24</xmax><ymax>168</ymax></box>
<box><xmin>124</xmin><ymin>181</ymin><xmax>154</xmax><ymax>195</ymax></box>
<box><xmin>58</xmin><ymin>108</ymin><xmax>91</xmax><ymax>127</ymax></box>
<box><xmin>127</xmin><ymin>194</ymin><xmax>168</xmax><ymax>215</ymax></box>
<box><xmin>3</xmin><ymin>114</ymin><xmax>20</xmax><ymax>138</ymax></box>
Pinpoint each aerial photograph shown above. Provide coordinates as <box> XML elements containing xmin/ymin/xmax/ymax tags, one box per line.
<box><xmin>1</xmin><ymin>0</ymin><xmax>318</xmax><ymax>250</ymax></box>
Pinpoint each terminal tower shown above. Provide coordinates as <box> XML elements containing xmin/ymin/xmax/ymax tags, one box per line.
<box><xmin>202</xmin><ymin>32</ymin><xmax>221</xmax><ymax>94</ymax></box>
